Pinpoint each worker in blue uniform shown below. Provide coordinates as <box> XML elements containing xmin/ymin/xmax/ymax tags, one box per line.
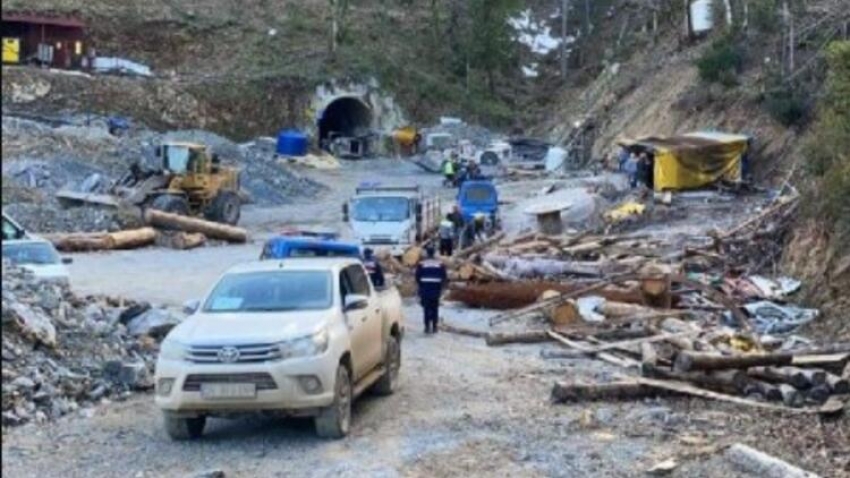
<box><xmin>415</xmin><ymin>245</ymin><xmax>448</xmax><ymax>334</ymax></box>
<box><xmin>362</xmin><ymin>248</ymin><xmax>385</xmax><ymax>289</ymax></box>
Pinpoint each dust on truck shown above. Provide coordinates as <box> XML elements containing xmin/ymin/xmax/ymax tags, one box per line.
<box><xmin>343</xmin><ymin>184</ymin><xmax>440</xmax><ymax>256</ymax></box>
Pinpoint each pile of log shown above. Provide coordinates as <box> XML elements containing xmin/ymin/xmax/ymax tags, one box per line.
<box><xmin>42</xmin><ymin>211</ymin><xmax>249</xmax><ymax>253</ymax></box>
<box><xmin>545</xmin><ymin>318</ymin><xmax>850</xmax><ymax>412</ymax></box>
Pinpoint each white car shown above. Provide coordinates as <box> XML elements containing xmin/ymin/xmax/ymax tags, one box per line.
<box><xmin>155</xmin><ymin>258</ymin><xmax>404</xmax><ymax>440</ymax></box>
<box><xmin>1</xmin><ymin>238</ymin><xmax>72</xmax><ymax>284</ymax></box>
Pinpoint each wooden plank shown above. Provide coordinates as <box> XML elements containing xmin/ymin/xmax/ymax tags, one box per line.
<box><xmin>547</xmin><ymin>331</ymin><xmax>639</xmax><ymax>368</ymax></box>
<box><xmin>548</xmin><ymin>331</ymin><xmax>698</xmax><ymax>359</ymax></box>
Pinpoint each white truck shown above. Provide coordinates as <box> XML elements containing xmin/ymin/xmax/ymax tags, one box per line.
<box><xmin>154</xmin><ymin>258</ymin><xmax>404</xmax><ymax>439</ymax></box>
<box><xmin>343</xmin><ymin>184</ymin><xmax>441</xmax><ymax>256</ymax></box>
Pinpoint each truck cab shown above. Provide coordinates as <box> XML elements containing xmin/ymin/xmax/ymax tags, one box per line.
<box><xmin>343</xmin><ymin>183</ymin><xmax>440</xmax><ymax>256</ymax></box>
<box><xmin>457</xmin><ymin>179</ymin><xmax>500</xmax><ymax>227</ymax></box>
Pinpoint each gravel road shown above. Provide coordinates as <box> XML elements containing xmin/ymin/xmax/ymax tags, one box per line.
<box><xmin>3</xmin><ymin>160</ymin><xmax>842</xmax><ymax>478</ymax></box>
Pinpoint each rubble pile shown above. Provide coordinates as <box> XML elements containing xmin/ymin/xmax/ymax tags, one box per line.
<box><xmin>1</xmin><ymin>263</ymin><xmax>180</xmax><ymax>428</ymax></box>
<box><xmin>2</xmin><ymin>115</ymin><xmax>326</xmax><ymax>232</ymax></box>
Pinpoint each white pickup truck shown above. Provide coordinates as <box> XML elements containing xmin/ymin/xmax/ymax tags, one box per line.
<box><xmin>154</xmin><ymin>258</ymin><xmax>404</xmax><ymax>439</ymax></box>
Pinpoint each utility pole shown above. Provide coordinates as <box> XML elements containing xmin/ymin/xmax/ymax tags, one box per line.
<box><xmin>561</xmin><ymin>0</ymin><xmax>570</xmax><ymax>77</ymax></box>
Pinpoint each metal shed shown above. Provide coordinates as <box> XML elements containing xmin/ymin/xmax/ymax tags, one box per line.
<box><xmin>1</xmin><ymin>13</ymin><xmax>87</xmax><ymax>69</ymax></box>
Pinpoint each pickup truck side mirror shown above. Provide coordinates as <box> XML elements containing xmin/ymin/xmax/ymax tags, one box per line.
<box><xmin>343</xmin><ymin>294</ymin><xmax>368</xmax><ymax>312</ymax></box>
<box><xmin>61</xmin><ymin>257</ymin><xmax>73</xmax><ymax>265</ymax></box>
<box><xmin>342</xmin><ymin>203</ymin><xmax>349</xmax><ymax>222</ymax></box>
<box><xmin>183</xmin><ymin>299</ymin><xmax>201</xmax><ymax>315</ymax></box>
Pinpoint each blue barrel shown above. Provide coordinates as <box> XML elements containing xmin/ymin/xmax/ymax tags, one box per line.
<box><xmin>276</xmin><ymin>129</ymin><xmax>309</xmax><ymax>156</ymax></box>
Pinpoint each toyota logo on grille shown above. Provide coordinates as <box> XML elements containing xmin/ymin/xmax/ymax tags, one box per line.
<box><xmin>217</xmin><ymin>346</ymin><xmax>240</xmax><ymax>363</ymax></box>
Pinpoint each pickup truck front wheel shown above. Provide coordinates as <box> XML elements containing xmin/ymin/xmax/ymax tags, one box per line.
<box><xmin>315</xmin><ymin>365</ymin><xmax>351</xmax><ymax>439</ymax></box>
<box><xmin>163</xmin><ymin>412</ymin><xmax>206</xmax><ymax>440</ymax></box>
<box><xmin>373</xmin><ymin>335</ymin><xmax>400</xmax><ymax>395</ymax></box>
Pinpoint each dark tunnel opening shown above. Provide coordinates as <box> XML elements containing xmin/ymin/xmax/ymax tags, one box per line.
<box><xmin>317</xmin><ymin>96</ymin><xmax>373</xmax><ymax>148</ymax></box>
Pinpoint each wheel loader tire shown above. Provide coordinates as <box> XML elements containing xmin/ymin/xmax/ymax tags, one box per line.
<box><xmin>149</xmin><ymin>195</ymin><xmax>190</xmax><ymax>216</ymax></box>
<box><xmin>206</xmin><ymin>191</ymin><xmax>241</xmax><ymax>225</ymax></box>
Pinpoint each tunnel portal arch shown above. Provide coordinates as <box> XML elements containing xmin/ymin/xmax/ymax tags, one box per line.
<box><xmin>316</xmin><ymin>96</ymin><xmax>373</xmax><ymax>147</ymax></box>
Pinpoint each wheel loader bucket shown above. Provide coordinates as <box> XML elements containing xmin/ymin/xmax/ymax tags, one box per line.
<box><xmin>55</xmin><ymin>190</ymin><xmax>123</xmax><ymax>208</ymax></box>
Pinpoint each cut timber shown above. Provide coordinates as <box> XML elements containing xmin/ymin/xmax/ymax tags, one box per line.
<box><xmin>551</xmin><ymin>381</ymin><xmax>663</xmax><ymax>403</ymax></box>
<box><xmin>46</xmin><ymin>232</ymin><xmax>111</xmax><ymax>252</ymax></box>
<box><xmin>724</xmin><ymin>443</ymin><xmax>821</xmax><ymax>478</ymax></box>
<box><xmin>748</xmin><ymin>366</ymin><xmax>826</xmax><ymax>389</ymax></box>
<box><xmin>402</xmin><ymin>246</ymin><xmax>422</xmax><ymax>267</ymax></box>
<box><xmin>675</xmin><ymin>351</ymin><xmax>794</xmax><ymax>373</ymax></box>
<box><xmin>643</xmin><ymin>366</ymin><xmax>751</xmax><ymax>395</ymax></box>
<box><xmin>547</xmin><ymin>331</ymin><xmax>639</xmax><ymax>368</ymax></box>
<box><xmin>548</xmin><ymin>301</ymin><xmax>580</xmax><ymax>326</ymax></box>
<box><xmin>633</xmin><ymin>376</ymin><xmax>842</xmax><ymax>414</ymax></box>
<box><xmin>641</xmin><ymin>342</ymin><xmax>657</xmax><ymax>376</ymax></box>
<box><xmin>485</xmin><ymin>330</ymin><xmax>551</xmax><ymax>346</ymax></box>
<box><xmin>546</xmin><ymin>332</ymin><xmax>697</xmax><ymax>359</ymax></box>
<box><xmin>598</xmin><ymin>301</ymin><xmax>660</xmax><ymax>319</ymax></box>
<box><xmin>171</xmin><ymin>232</ymin><xmax>206</xmax><ymax>250</ymax></box>
<box><xmin>825</xmin><ymin>373</ymin><xmax>849</xmax><ymax>394</ymax></box>
<box><xmin>438</xmin><ymin>322</ymin><xmax>487</xmax><ymax>338</ymax></box>
<box><xmin>778</xmin><ymin>384</ymin><xmax>804</xmax><ymax>408</ymax></box>
<box><xmin>485</xmin><ymin>254</ymin><xmax>604</xmax><ymax>278</ymax></box>
<box><xmin>144</xmin><ymin>210</ymin><xmax>247</xmax><ymax>243</ymax></box>
<box><xmin>806</xmin><ymin>385</ymin><xmax>831</xmax><ymax>404</ymax></box>
<box><xmin>791</xmin><ymin>353</ymin><xmax>850</xmax><ymax>372</ymax></box>
<box><xmin>106</xmin><ymin>227</ymin><xmax>156</xmax><ymax>250</ymax></box>
<box><xmin>743</xmin><ymin>379</ymin><xmax>783</xmax><ymax>402</ymax></box>
<box><xmin>454</xmin><ymin>232</ymin><xmax>505</xmax><ymax>260</ymax></box>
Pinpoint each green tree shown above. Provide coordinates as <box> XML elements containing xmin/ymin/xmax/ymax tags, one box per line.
<box><xmin>456</xmin><ymin>0</ymin><xmax>522</xmax><ymax>93</ymax></box>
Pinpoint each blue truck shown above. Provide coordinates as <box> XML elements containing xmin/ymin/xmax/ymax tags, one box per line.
<box><xmin>457</xmin><ymin>178</ymin><xmax>500</xmax><ymax>228</ymax></box>
<box><xmin>260</xmin><ymin>236</ymin><xmax>361</xmax><ymax>260</ymax></box>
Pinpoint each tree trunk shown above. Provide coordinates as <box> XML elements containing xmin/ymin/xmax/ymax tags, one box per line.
<box><xmin>552</xmin><ymin>381</ymin><xmax>660</xmax><ymax>403</ymax></box>
<box><xmin>47</xmin><ymin>232</ymin><xmax>112</xmax><ymax>252</ymax></box>
<box><xmin>438</xmin><ymin>322</ymin><xmax>487</xmax><ymax>338</ymax></box>
<box><xmin>748</xmin><ymin>366</ymin><xmax>827</xmax><ymax>389</ymax></box>
<box><xmin>144</xmin><ymin>210</ymin><xmax>248</xmax><ymax>243</ymax></box>
<box><xmin>485</xmin><ymin>330</ymin><xmax>551</xmax><ymax>346</ymax></box>
<box><xmin>826</xmin><ymin>373</ymin><xmax>850</xmax><ymax>394</ymax></box>
<box><xmin>725</xmin><ymin>443</ymin><xmax>820</xmax><ymax>478</ymax></box>
<box><xmin>674</xmin><ymin>351</ymin><xmax>794</xmax><ymax>373</ymax></box>
<box><xmin>170</xmin><ymin>232</ymin><xmax>207</xmax><ymax>250</ymax></box>
<box><xmin>106</xmin><ymin>227</ymin><xmax>157</xmax><ymax>250</ymax></box>
<box><xmin>455</xmin><ymin>232</ymin><xmax>505</xmax><ymax>259</ymax></box>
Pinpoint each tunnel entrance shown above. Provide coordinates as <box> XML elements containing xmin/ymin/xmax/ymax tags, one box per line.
<box><xmin>317</xmin><ymin>96</ymin><xmax>373</xmax><ymax>157</ymax></box>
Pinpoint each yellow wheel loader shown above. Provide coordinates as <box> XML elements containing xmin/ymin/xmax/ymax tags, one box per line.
<box><xmin>56</xmin><ymin>142</ymin><xmax>243</xmax><ymax>225</ymax></box>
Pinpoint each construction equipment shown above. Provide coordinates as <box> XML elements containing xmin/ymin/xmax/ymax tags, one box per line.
<box><xmin>56</xmin><ymin>142</ymin><xmax>243</xmax><ymax>225</ymax></box>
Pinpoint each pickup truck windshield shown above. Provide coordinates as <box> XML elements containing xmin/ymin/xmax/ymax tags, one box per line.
<box><xmin>2</xmin><ymin>242</ymin><xmax>60</xmax><ymax>265</ymax></box>
<box><xmin>352</xmin><ymin>197</ymin><xmax>410</xmax><ymax>222</ymax></box>
<box><xmin>203</xmin><ymin>270</ymin><xmax>332</xmax><ymax>312</ymax></box>
<box><xmin>463</xmin><ymin>186</ymin><xmax>495</xmax><ymax>203</ymax></box>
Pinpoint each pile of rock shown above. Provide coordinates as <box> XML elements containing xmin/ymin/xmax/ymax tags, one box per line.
<box><xmin>1</xmin><ymin>263</ymin><xmax>181</xmax><ymax>428</ymax></box>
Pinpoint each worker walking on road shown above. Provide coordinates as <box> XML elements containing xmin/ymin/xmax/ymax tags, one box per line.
<box><xmin>362</xmin><ymin>248</ymin><xmax>385</xmax><ymax>289</ymax></box>
<box><xmin>442</xmin><ymin>155</ymin><xmax>456</xmax><ymax>186</ymax></box>
<box><xmin>438</xmin><ymin>214</ymin><xmax>455</xmax><ymax>257</ymax></box>
<box><xmin>415</xmin><ymin>245</ymin><xmax>448</xmax><ymax>334</ymax></box>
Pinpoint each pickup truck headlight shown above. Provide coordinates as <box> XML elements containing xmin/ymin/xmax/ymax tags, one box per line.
<box><xmin>278</xmin><ymin>328</ymin><xmax>329</xmax><ymax>360</ymax></box>
<box><xmin>158</xmin><ymin>339</ymin><xmax>186</xmax><ymax>361</ymax></box>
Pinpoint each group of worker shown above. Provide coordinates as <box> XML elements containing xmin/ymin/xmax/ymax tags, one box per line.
<box><xmin>438</xmin><ymin>205</ymin><xmax>490</xmax><ymax>257</ymax></box>
<box><xmin>619</xmin><ymin>148</ymin><xmax>652</xmax><ymax>189</ymax></box>
<box><xmin>441</xmin><ymin>153</ymin><xmax>482</xmax><ymax>187</ymax></box>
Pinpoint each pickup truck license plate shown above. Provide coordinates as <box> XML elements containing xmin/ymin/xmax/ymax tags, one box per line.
<box><xmin>200</xmin><ymin>383</ymin><xmax>257</xmax><ymax>399</ymax></box>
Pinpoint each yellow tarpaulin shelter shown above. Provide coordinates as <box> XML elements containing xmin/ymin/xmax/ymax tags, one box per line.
<box><xmin>618</xmin><ymin>132</ymin><xmax>750</xmax><ymax>191</ymax></box>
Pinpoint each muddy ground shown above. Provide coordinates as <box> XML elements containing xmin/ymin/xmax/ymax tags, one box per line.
<box><xmin>3</xmin><ymin>160</ymin><xmax>847</xmax><ymax>478</ymax></box>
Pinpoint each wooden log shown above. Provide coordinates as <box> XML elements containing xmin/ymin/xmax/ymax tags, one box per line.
<box><xmin>547</xmin><ymin>331</ymin><xmax>639</xmax><ymax>368</ymax></box>
<box><xmin>401</xmin><ymin>246</ymin><xmax>422</xmax><ymax>267</ymax></box>
<box><xmin>170</xmin><ymin>232</ymin><xmax>206</xmax><ymax>250</ymax></box>
<box><xmin>47</xmin><ymin>232</ymin><xmax>112</xmax><ymax>252</ymax></box>
<box><xmin>633</xmin><ymin>376</ymin><xmax>841</xmax><ymax>414</ymax></box>
<box><xmin>748</xmin><ymin>366</ymin><xmax>826</xmax><ymax>389</ymax></box>
<box><xmin>485</xmin><ymin>330</ymin><xmax>551</xmax><ymax>346</ymax></box>
<box><xmin>674</xmin><ymin>351</ymin><xmax>795</xmax><ymax>373</ymax></box>
<box><xmin>641</xmin><ymin>342</ymin><xmax>657</xmax><ymax>376</ymax></box>
<box><xmin>643</xmin><ymin>366</ymin><xmax>750</xmax><ymax>395</ymax></box>
<box><xmin>547</xmin><ymin>332</ymin><xmax>697</xmax><ymax>359</ymax></box>
<box><xmin>806</xmin><ymin>384</ymin><xmax>831</xmax><ymax>405</ymax></box>
<box><xmin>724</xmin><ymin>443</ymin><xmax>820</xmax><ymax>478</ymax></box>
<box><xmin>484</xmin><ymin>254</ymin><xmax>604</xmax><ymax>278</ymax></box>
<box><xmin>144</xmin><ymin>209</ymin><xmax>247</xmax><ymax>243</ymax></box>
<box><xmin>778</xmin><ymin>384</ymin><xmax>804</xmax><ymax>408</ymax></box>
<box><xmin>743</xmin><ymin>379</ymin><xmax>784</xmax><ymax>401</ymax></box>
<box><xmin>590</xmin><ymin>327</ymin><xmax>655</xmax><ymax>341</ymax></box>
<box><xmin>548</xmin><ymin>301</ymin><xmax>580</xmax><ymax>326</ymax></box>
<box><xmin>551</xmin><ymin>381</ymin><xmax>663</xmax><ymax>403</ymax></box>
<box><xmin>454</xmin><ymin>232</ymin><xmax>505</xmax><ymax>260</ymax></box>
<box><xmin>825</xmin><ymin>372</ymin><xmax>850</xmax><ymax>394</ymax></box>
<box><xmin>105</xmin><ymin>227</ymin><xmax>157</xmax><ymax>250</ymax></box>
<box><xmin>598</xmin><ymin>301</ymin><xmax>659</xmax><ymax>319</ymax></box>
<box><xmin>791</xmin><ymin>353</ymin><xmax>850</xmax><ymax>372</ymax></box>
<box><xmin>438</xmin><ymin>322</ymin><xmax>487</xmax><ymax>338</ymax></box>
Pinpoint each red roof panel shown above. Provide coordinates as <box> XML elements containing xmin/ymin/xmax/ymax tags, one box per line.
<box><xmin>1</xmin><ymin>13</ymin><xmax>86</xmax><ymax>28</ymax></box>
